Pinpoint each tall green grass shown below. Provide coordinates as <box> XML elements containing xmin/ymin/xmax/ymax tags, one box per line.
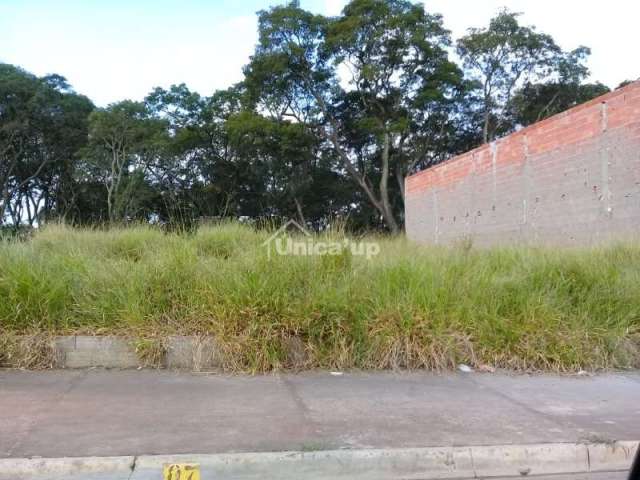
<box><xmin>1</xmin><ymin>223</ymin><xmax>638</xmax><ymax>372</ymax></box>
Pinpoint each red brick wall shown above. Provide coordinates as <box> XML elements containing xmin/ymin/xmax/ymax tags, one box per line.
<box><xmin>405</xmin><ymin>81</ymin><xmax>640</xmax><ymax>246</ymax></box>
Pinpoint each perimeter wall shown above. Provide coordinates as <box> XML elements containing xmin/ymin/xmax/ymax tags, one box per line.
<box><xmin>405</xmin><ymin>81</ymin><xmax>640</xmax><ymax>246</ymax></box>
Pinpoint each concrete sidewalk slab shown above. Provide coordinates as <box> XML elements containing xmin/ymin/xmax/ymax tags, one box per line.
<box><xmin>1</xmin><ymin>370</ymin><xmax>639</xmax><ymax>459</ymax></box>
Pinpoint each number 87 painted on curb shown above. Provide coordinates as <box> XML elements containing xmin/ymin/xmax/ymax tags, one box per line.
<box><xmin>163</xmin><ymin>463</ymin><xmax>201</xmax><ymax>480</ymax></box>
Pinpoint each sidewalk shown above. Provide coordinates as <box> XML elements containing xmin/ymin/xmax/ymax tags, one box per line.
<box><xmin>2</xmin><ymin>369</ymin><xmax>639</xmax><ymax>459</ymax></box>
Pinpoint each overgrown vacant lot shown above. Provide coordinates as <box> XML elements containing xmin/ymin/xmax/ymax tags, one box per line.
<box><xmin>1</xmin><ymin>224</ymin><xmax>639</xmax><ymax>372</ymax></box>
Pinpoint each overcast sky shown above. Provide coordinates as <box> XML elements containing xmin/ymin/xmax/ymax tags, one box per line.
<box><xmin>1</xmin><ymin>0</ymin><xmax>637</xmax><ymax>106</ymax></box>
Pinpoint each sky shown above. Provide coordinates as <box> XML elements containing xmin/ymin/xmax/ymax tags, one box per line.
<box><xmin>1</xmin><ymin>0</ymin><xmax>638</xmax><ymax>107</ymax></box>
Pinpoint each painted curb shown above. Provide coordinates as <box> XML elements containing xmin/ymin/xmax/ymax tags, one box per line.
<box><xmin>132</xmin><ymin>448</ymin><xmax>474</xmax><ymax>480</ymax></box>
<box><xmin>0</xmin><ymin>441</ymin><xmax>636</xmax><ymax>480</ymax></box>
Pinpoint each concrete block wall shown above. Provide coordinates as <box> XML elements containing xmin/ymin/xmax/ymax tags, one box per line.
<box><xmin>405</xmin><ymin>81</ymin><xmax>640</xmax><ymax>246</ymax></box>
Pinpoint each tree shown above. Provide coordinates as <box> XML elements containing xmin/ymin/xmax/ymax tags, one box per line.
<box><xmin>0</xmin><ymin>64</ymin><xmax>93</xmax><ymax>226</ymax></box>
<box><xmin>246</xmin><ymin>0</ymin><xmax>463</xmax><ymax>232</ymax></box>
<box><xmin>457</xmin><ymin>9</ymin><xmax>562</xmax><ymax>143</ymax></box>
<box><xmin>509</xmin><ymin>47</ymin><xmax>610</xmax><ymax>126</ymax></box>
<box><xmin>227</xmin><ymin>110</ymin><xmax>345</xmax><ymax>226</ymax></box>
<box><xmin>84</xmin><ymin>101</ymin><xmax>165</xmax><ymax>223</ymax></box>
<box><xmin>144</xmin><ymin>84</ymin><xmax>257</xmax><ymax>224</ymax></box>
<box><xmin>35</xmin><ymin>76</ymin><xmax>94</xmax><ymax>223</ymax></box>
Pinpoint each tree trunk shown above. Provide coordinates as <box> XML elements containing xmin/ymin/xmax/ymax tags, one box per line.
<box><xmin>483</xmin><ymin>107</ymin><xmax>491</xmax><ymax>144</ymax></box>
<box><xmin>379</xmin><ymin>132</ymin><xmax>399</xmax><ymax>234</ymax></box>
<box><xmin>307</xmin><ymin>86</ymin><xmax>401</xmax><ymax>232</ymax></box>
<box><xmin>106</xmin><ymin>183</ymin><xmax>114</xmax><ymax>223</ymax></box>
<box><xmin>396</xmin><ymin>164</ymin><xmax>405</xmax><ymax>204</ymax></box>
<box><xmin>294</xmin><ymin>196</ymin><xmax>306</xmax><ymax>226</ymax></box>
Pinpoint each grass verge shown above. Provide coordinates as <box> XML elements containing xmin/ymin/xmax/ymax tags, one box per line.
<box><xmin>1</xmin><ymin>223</ymin><xmax>639</xmax><ymax>372</ymax></box>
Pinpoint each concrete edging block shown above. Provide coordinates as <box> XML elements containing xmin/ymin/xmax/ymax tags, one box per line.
<box><xmin>165</xmin><ymin>335</ymin><xmax>219</xmax><ymax>371</ymax></box>
<box><xmin>44</xmin><ymin>335</ymin><xmax>221</xmax><ymax>370</ymax></box>
<box><xmin>61</xmin><ymin>336</ymin><xmax>140</xmax><ymax>368</ymax></box>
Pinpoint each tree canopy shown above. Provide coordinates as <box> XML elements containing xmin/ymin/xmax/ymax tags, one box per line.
<box><xmin>0</xmin><ymin>1</ymin><xmax>610</xmax><ymax>232</ymax></box>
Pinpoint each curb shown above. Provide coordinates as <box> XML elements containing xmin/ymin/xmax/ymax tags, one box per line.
<box><xmin>0</xmin><ymin>441</ymin><xmax>636</xmax><ymax>480</ymax></box>
<box><xmin>0</xmin><ymin>456</ymin><xmax>135</xmax><ymax>479</ymax></box>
